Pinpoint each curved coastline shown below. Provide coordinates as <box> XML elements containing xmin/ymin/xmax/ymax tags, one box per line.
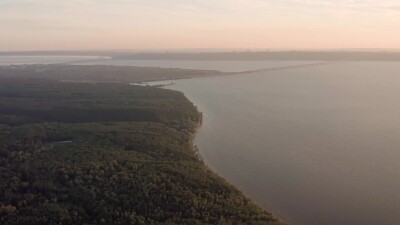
<box><xmin>0</xmin><ymin>62</ymin><xmax>290</xmax><ymax>223</ymax></box>
<box><xmin>161</xmin><ymin>61</ymin><xmax>400</xmax><ymax>225</ymax></box>
<box><xmin>0</xmin><ymin>65</ymin><xmax>288</xmax><ymax>224</ymax></box>
<box><xmin>168</xmin><ymin>87</ymin><xmax>289</xmax><ymax>225</ymax></box>
<box><xmin>3</xmin><ymin>60</ymin><xmax>400</xmax><ymax>224</ymax></box>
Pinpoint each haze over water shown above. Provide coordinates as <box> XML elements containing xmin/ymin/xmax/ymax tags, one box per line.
<box><xmin>164</xmin><ymin>61</ymin><xmax>400</xmax><ymax>225</ymax></box>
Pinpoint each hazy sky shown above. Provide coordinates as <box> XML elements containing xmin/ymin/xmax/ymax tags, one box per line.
<box><xmin>1</xmin><ymin>0</ymin><xmax>400</xmax><ymax>51</ymax></box>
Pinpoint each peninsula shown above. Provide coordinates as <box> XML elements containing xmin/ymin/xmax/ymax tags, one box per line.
<box><xmin>0</xmin><ymin>65</ymin><xmax>286</xmax><ymax>225</ymax></box>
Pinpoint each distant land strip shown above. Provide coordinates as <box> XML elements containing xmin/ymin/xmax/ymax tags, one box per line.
<box><xmin>110</xmin><ymin>51</ymin><xmax>400</xmax><ymax>61</ymax></box>
<box><xmin>2</xmin><ymin>50</ymin><xmax>400</xmax><ymax>61</ymax></box>
<box><xmin>0</xmin><ymin>61</ymin><xmax>339</xmax><ymax>84</ymax></box>
<box><xmin>230</xmin><ymin>61</ymin><xmax>339</xmax><ymax>75</ymax></box>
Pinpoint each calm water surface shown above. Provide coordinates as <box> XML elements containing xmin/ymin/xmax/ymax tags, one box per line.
<box><xmin>165</xmin><ymin>62</ymin><xmax>400</xmax><ymax>225</ymax></box>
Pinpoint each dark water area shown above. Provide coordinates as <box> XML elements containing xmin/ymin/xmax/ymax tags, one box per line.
<box><xmin>166</xmin><ymin>62</ymin><xmax>400</xmax><ymax>225</ymax></box>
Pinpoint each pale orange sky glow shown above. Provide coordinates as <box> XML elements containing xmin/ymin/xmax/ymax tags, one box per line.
<box><xmin>1</xmin><ymin>0</ymin><xmax>400</xmax><ymax>51</ymax></box>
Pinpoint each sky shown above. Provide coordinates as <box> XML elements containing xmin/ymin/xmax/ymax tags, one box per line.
<box><xmin>1</xmin><ymin>0</ymin><xmax>400</xmax><ymax>51</ymax></box>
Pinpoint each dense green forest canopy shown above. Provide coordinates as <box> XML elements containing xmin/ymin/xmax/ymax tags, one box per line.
<box><xmin>0</xmin><ymin>65</ymin><xmax>221</xmax><ymax>83</ymax></box>
<box><xmin>0</xmin><ymin>74</ymin><xmax>286</xmax><ymax>225</ymax></box>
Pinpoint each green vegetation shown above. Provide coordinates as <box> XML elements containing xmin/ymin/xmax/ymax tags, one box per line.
<box><xmin>0</xmin><ymin>73</ymin><xmax>285</xmax><ymax>225</ymax></box>
<box><xmin>0</xmin><ymin>64</ymin><xmax>221</xmax><ymax>83</ymax></box>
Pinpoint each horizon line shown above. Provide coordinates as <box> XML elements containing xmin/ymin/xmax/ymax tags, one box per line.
<box><xmin>1</xmin><ymin>48</ymin><xmax>400</xmax><ymax>54</ymax></box>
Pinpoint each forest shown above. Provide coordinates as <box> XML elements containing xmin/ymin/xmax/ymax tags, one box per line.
<box><xmin>0</xmin><ymin>70</ymin><xmax>285</xmax><ymax>225</ymax></box>
<box><xmin>0</xmin><ymin>64</ymin><xmax>221</xmax><ymax>83</ymax></box>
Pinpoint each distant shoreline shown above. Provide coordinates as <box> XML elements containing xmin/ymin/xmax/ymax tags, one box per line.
<box><xmin>2</xmin><ymin>50</ymin><xmax>400</xmax><ymax>61</ymax></box>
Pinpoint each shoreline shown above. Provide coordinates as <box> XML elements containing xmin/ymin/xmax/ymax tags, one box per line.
<box><xmin>188</xmin><ymin>106</ymin><xmax>287</xmax><ymax>225</ymax></box>
<box><xmin>166</xmin><ymin>85</ymin><xmax>289</xmax><ymax>225</ymax></box>
<box><xmin>0</xmin><ymin>76</ymin><xmax>286</xmax><ymax>224</ymax></box>
<box><xmin>1</xmin><ymin>60</ymin><xmax>337</xmax><ymax>85</ymax></box>
<box><xmin>0</xmin><ymin>62</ymin><xmax>289</xmax><ymax>224</ymax></box>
